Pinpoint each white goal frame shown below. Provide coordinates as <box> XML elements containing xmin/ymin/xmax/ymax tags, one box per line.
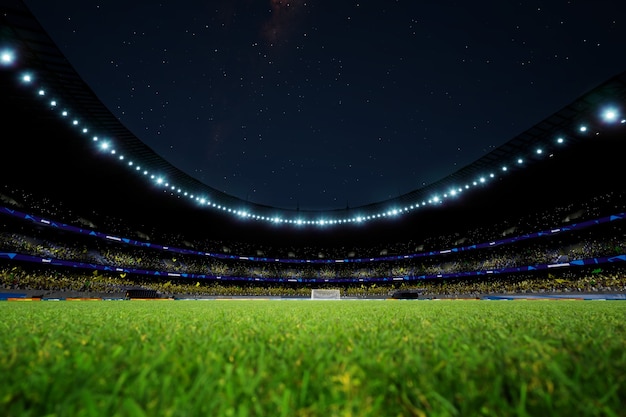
<box><xmin>311</xmin><ymin>288</ymin><xmax>341</xmax><ymax>300</ymax></box>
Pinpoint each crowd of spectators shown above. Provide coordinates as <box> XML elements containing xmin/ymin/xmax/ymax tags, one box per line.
<box><xmin>2</xmin><ymin>263</ymin><xmax>625</xmax><ymax>299</ymax></box>
<box><xmin>2</xmin><ymin>184</ymin><xmax>625</xmax><ymax>260</ymax></box>
<box><xmin>1</xmin><ymin>212</ymin><xmax>623</xmax><ymax>279</ymax></box>
<box><xmin>1</xmin><ymin>184</ymin><xmax>625</xmax><ymax>298</ymax></box>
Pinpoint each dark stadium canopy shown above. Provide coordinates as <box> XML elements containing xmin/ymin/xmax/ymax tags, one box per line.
<box><xmin>2</xmin><ymin>0</ymin><xmax>626</xmax><ymax>230</ymax></box>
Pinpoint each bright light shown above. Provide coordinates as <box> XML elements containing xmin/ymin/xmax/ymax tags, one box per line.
<box><xmin>579</xmin><ymin>125</ymin><xmax>587</xmax><ymax>132</ymax></box>
<box><xmin>21</xmin><ymin>73</ymin><xmax>32</xmax><ymax>83</ymax></box>
<box><xmin>1</xmin><ymin>50</ymin><xmax>14</xmax><ymax>65</ymax></box>
<box><xmin>601</xmin><ymin>108</ymin><xmax>619</xmax><ymax>122</ymax></box>
<box><xmin>556</xmin><ymin>137</ymin><xmax>564</xmax><ymax>144</ymax></box>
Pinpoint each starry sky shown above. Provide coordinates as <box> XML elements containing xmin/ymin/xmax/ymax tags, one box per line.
<box><xmin>21</xmin><ymin>0</ymin><xmax>626</xmax><ymax>211</ymax></box>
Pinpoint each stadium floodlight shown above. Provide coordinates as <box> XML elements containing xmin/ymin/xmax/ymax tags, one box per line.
<box><xmin>536</xmin><ymin>148</ymin><xmax>543</xmax><ymax>154</ymax></box>
<box><xmin>556</xmin><ymin>137</ymin><xmax>564</xmax><ymax>144</ymax></box>
<box><xmin>601</xmin><ymin>108</ymin><xmax>619</xmax><ymax>122</ymax></box>
<box><xmin>21</xmin><ymin>73</ymin><xmax>32</xmax><ymax>83</ymax></box>
<box><xmin>579</xmin><ymin>125</ymin><xmax>588</xmax><ymax>132</ymax></box>
<box><xmin>1</xmin><ymin>50</ymin><xmax>15</xmax><ymax>65</ymax></box>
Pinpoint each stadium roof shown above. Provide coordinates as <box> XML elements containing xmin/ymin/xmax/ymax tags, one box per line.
<box><xmin>2</xmin><ymin>0</ymin><xmax>626</xmax><ymax>229</ymax></box>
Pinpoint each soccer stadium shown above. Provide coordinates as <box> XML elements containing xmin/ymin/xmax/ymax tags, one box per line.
<box><xmin>1</xmin><ymin>1</ymin><xmax>626</xmax><ymax>416</ymax></box>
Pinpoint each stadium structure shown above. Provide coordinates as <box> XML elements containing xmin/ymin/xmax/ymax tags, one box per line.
<box><xmin>1</xmin><ymin>0</ymin><xmax>626</xmax><ymax>299</ymax></box>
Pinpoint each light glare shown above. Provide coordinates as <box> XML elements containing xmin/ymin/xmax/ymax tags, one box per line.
<box><xmin>1</xmin><ymin>51</ymin><xmax>14</xmax><ymax>65</ymax></box>
<box><xmin>602</xmin><ymin>108</ymin><xmax>618</xmax><ymax>122</ymax></box>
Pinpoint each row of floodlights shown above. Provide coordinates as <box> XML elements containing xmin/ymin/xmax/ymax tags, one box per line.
<box><xmin>4</xmin><ymin>48</ymin><xmax>625</xmax><ymax>227</ymax></box>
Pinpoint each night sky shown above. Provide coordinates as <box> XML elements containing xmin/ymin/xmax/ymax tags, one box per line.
<box><xmin>21</xmin><ymin>0</ymin><xmax>626</xmax><ymax>211</ymax></box>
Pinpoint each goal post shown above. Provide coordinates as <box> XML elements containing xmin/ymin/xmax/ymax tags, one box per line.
<box><xmin>311</xmin><ymin>288</ymin><xmax>341</xmax><ymax>300</ymax></box>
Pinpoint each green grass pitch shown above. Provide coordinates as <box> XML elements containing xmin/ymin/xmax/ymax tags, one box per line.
<box><xmin>1</xmin><ymin>299</ymin><xmax>625</xmax><ymax>416</ymax></box>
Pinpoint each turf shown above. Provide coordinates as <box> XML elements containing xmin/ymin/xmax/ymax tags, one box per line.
<box><xmin>1</xmin><ymin>300</ymin><xmax>625</xmax><ymax>416</ymax></box>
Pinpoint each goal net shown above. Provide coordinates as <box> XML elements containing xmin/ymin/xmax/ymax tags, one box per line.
<box><xmin>311</xmin><ymin>289</ymin><xmax>341</xmax><ymax>300</ymax></box>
